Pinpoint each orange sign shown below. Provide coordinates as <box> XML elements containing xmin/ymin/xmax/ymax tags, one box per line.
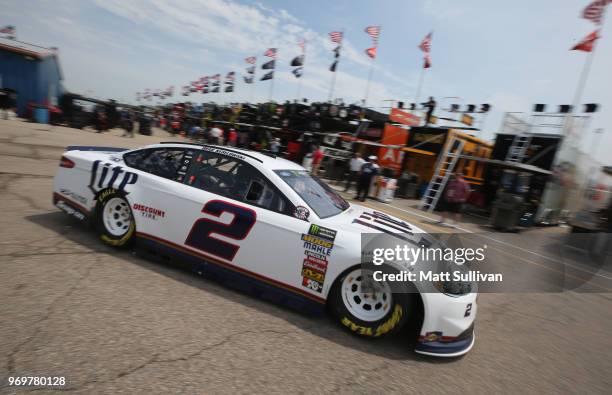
<box><xmin>389</xmin><ymin>108</ymin><xmax>421</xmax><ymax>126</ymax></box>
<box><xmin>379</xmin><ymin>124</ymin><xmax>408</xmax><ymax>176</ymax></box>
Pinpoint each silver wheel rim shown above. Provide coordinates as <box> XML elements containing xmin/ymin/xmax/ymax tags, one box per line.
<box><xmin>341</xmin><ymin>268</ymin><xmax>392</xmax><ymax>322</ymax></box>
<box><xmin>102</xmin><ymin>197</ymin><xmax>132</xmax><ymax>237</ymax></box>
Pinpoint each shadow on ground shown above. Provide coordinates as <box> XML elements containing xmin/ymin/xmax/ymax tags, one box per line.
<box><xmin>26</xmin><ymin>211</ymin><xmax>461</xmax><ymax>364</ymax></box>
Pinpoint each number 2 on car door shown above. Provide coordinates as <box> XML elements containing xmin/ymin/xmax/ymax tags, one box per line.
<box><xmin>185</xmin><ymin>200</ymin><xmax>257</xmax><ymax>261</ymax></box>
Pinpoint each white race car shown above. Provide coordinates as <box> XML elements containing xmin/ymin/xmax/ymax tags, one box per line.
<box><xmin>53</xmin><ymin>142</ymin><xmax>477</xmax><ymax>357</ymax></box>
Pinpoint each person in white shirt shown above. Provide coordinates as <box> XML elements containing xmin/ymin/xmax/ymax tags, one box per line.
<box><xmin>345</xmin><ymin>152</ymin><xmax>365</xmax><ymax>192</ymax></box>
<box><xmin>270</xmin><ymin>137</ymin><xmax>281</xmax><ymax>154</ymax></box>
<box><xmin>209</xmin><ymin>125</ymin><xmax>223</xmax><ymax>145</ymax></box>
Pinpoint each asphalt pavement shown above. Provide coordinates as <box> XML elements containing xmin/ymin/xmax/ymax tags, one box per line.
<box><xmin>1</xmin><ymin>119</ymin><xmax>611</xmax><ymax>394</ymax></box>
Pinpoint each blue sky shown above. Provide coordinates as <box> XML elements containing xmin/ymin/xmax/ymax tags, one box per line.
<box><xmin>2</xmin><ymin>0</ymin><xmax>611</xmax><ymax>165</ymax></box>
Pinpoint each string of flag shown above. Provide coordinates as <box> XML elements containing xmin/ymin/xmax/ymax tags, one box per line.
<box><xmin>134</xmin><ymin>24</ymin><xmax>440</xmax><ymax>104</ymax></box>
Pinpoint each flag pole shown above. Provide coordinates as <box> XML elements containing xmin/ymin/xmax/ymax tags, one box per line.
<box><xmin>269</xmin><ymin>51</ymin><xmax>276</xmax><ymax>102</ymax></box>
<box><xmin>414</xmin><ymin>65</ymin><xmax>426</xmax><ymax>110</ymax></box>
<box><xmin>538</xmin><ymin>10</ymin><xmax>606</xmax><ymax>220</ymax></box>
<box><xmin>296</xmin><ymin>44</ymin><xmax>305</xmax><ymax>102</ymax></box>
<box><xmin>363</xmin><ymin>26</ymin><xmax>380</xmax><ymax>108</ymax></box>
<box><xmin>249</xmin><ymin>61</ymin><xmax>256</xmax><ymax>103</ymax></box>
<box><xmin>328</xmin><ymin>29</ymin><xmax>343</xmax><ymax>103</ymax></box>
<box><xmin>328</xmin><ymin>67</ymin><xmax>338</xmax><ymax>102</ymax></box>
<box><xmin>363</xmin><ymin>55</ymin><xmax>376</xmax><ymax>107</ymax></box>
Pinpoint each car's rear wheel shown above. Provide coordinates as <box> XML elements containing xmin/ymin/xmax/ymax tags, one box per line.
<box><xmin>329</xmin><ymin>267</ymin><xmax>411</xmax><ymax>338</ymax></box>
<box><xmin>96</xmin><ymin>190</ymin><xmax>135</xmax><ymax>247</ymax></box>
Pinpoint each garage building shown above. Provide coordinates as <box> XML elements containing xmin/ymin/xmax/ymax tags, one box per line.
<box><xmin>0</xmin><ymin>37</ymin><xmax>63</xmax><ymax>116</ymax></box>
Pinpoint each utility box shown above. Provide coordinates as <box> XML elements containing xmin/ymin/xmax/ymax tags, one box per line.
<box><xmin>491</xmin><ymin>192</ymin><xmax>524</xmax><ymax>231</ymax></box>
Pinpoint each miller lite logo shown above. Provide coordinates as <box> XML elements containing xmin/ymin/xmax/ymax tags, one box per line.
<box><xmin>88</xmin><ymin>160</ymin><xmax>138</xmax><ymax>195</ymax></box>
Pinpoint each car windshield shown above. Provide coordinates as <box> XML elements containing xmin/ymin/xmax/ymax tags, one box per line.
<box><xmin>275</xmin><ymin>169</ymin><xmax>350</xmax><ymax>219</ymax></box>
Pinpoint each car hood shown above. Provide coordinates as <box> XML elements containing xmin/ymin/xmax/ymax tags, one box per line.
<box><xmin>323</xmin><ymin>203</ymin><xmax>429</xmax><ymax>238</ymax></box>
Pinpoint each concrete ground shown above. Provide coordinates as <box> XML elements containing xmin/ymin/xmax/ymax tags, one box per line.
<box><xmin>1</xmin><ymin>119</ymin><xmax>611</xmax><ymax>394</ymax></box>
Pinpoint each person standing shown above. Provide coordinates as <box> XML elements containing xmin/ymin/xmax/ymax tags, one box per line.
<box><xmin>424</xmin><ymin>96</ymin><xmax>437</xmax><ymax>126</ymax></box>
<box><xmin>227</xmin><ymin>128</ymin><xmax>237</xmax><ymax>146</ymax></box>
<box><xmin>355</xmin><ymin>156</ymin><xmax>380</xmax><ymax>201</ymax></box>
<box><xmin>311</xmin><ymin>145</ymin><xmax>324</xmax><ymax>176</ymax></box>
<box><xmin>209</xmin><ymin>124</ymin><xmax>223</xmax><ymax>145</ymax></box>
<box><xmin>270</xmin><ymin>137</ymin><xmax>281</xmax><ymax>154</ymax></box>
<box><xmin>345</xmin><ymin>152</ymin><xmax>365</xmax><ymax>192</ymax></box>
<box><xmin>439</xmin><ymin>172</ymin><xmax>471</xmax><ymax>225</ymax></box>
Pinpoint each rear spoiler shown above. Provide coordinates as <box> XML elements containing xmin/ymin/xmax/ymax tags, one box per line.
<box><xmin>65</xmin><ymin>146</ymin><xmax>128</xmax><ymax>152</ymax></box>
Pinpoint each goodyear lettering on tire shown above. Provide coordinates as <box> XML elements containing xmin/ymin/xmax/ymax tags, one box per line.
<box><xmin>341</xmin><ymin>304</ymin><xmax>404</xmax><ymax>337</ymax></box>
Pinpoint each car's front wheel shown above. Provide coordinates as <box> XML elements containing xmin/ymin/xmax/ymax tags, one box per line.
<box><xmin>329</xmin><ymin>267</ymin><xmax>411</xmax><ymax>338</ymax></box>
<box><xmin>95</xmin><ymin>190</ymin><xmax>135</xmax><ymax>247</ymax></box>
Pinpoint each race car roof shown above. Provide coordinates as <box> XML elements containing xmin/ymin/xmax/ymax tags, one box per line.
<box><xmin>150</xmin><ymin>142</ymin><xmax>304</xmax><ymax>171</ymax></box>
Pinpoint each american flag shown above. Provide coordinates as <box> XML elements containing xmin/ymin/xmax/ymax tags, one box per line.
<box><xmin>0</xmin><ymin>25</ymin><xmax>15</xmax><ymax>35</ymax></box>
<box><xmin>582</xmin><ymin>0</ymin><xmax>612</xmax><ymax>24</ymax></box>
<box><xmin>245</xmin><ymin>56</ymin><xmax>256</xmax><ymax>64</ymax></box>
<box><xmin>419</xmin><ymin>32</ymin><xmax>432</xmax><ymax>53</ymax></box>
<box><xmin>571</xmin><ymin>30</ymin><xmax>600</xmax><ymax>52</ymax></box>
<box><xmin>365</xmin><ymin>47</ymin><xmax>377</xmax><ymax>59</ymax></box>
<box><xmin>423</xmin><ymin>53</ymin><xmax>431</xmax><ymax>69</ymax></box>
<box><xmin>264</xmin><ymin>48</ymin><xmax>277</xmax><ymax>58</ymax></box>
<box><xmin>226</xmin><ymin>71</ymin><xmax>235</xmax><ymax>82</ymax></box>
<box><xmin>365</xmin><ymin>26</ymin><xmax>381</xmax><ymax>45</ymax></box>
<box><xmin>298</xmin><ymin>38</ymin><xmax>306</xmax><ymax>52</ymax></box>
<box><xmin>329</xmin><ymin>31</ymin><xmax>343</xmax><ymax>44</ymax></box>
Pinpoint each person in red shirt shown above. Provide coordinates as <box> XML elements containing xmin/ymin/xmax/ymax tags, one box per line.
<box><xmin>311</xmin><ymin>145</ymin><xmax>324</xmax><ymax>176</ymax></box>
<box><xmin>227</xmin><ymin>128</ymin><xmax>237</xmax><ymax>146</ymax></box>
<box><xmin>439</xmin><ymin>172</ymin><xmax>471</xmax><ymax>226</ymax></box>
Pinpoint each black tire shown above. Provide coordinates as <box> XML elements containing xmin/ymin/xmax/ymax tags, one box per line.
<box><xmin>95</xmin><ymin>189</ymin><xmax>135</xmax><ymax>247</ymax></box>
<box><xmin>329</xmin><ymin>266</ymin><xmax>412</xmax><ymax>338</ymax></box>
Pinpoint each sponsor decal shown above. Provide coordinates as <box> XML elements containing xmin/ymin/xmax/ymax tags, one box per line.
<box><xmin>176</xmin><ymin>150</ymin><xmax>195</xmax><ymax>182</ymax></box>
<box><xmin>56</xmin><ymin>200</ymin><xmax>86</xmax><ymax>221</ymax></box>
<box><xmin>423</xmin><ymin>331</ymin><xmax>443</xmax><ymax>343</ymax></box>
<box><xmin>302</xmin><ymin>277</ymin><xmax>323</xmax><ymax>293</ymax></box>
<box><xmin>133</xmin><ymin>203</ymin><xmax>166</xmax><ymax>220</ymax></box>
<box><xmin>301</xmin><ymin>267</ymin><xmax>325</xmax><ymax>283</ymax></box>
<box><xmin>88</xmin><ymin>160</ymin><xmax>138</xmax><ymax>195</ymax></box>
<box><xmin>59</xmin><ymin>188</ymin><xmax>87</xmax><ymax>205</ymax></box>
<box><xmin>302</xmin><ymin>252</ymin><xmax>328</xmax><ymax>273</ymax></box>
<box><xmin>308</xmin><ymin>224</ymin><xmax>337</xmax><ymax>242</ymax></box>
<box><xmin>294</xmin><ymin>205</ymin><xmax>310</xmax><ymax>221</ymax></box>
<box><xmin>301</xmin><ymin>247</ymin><xmax>328</xmax><ymax>293</ymax></box>
<box><xmin>301</xmin><ymin>234</ymin><xmax>333</xmax><ymax>249</ymax></box>
<box><xmin>302</xmin><ymin>240</ymin><xmax>333</xmax><ymax>256</ymax></box>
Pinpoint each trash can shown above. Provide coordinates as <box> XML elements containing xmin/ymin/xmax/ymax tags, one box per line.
<box><xmin>34</xmin><ymin>106</ymin><xmax>49</xmax><ymax>124</ymax></box>
<box><xmin>491</xmin><ymin>192</ymin><xmax>524</xmax><ymax>231</ymax></box>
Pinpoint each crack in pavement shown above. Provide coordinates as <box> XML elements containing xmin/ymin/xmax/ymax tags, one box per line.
<box><xmin>328</xmin><ymin>360</ymin><xmax>392</xmax><ymax>393</ymax></box>
<box><xmin>58</xmin><ymin>327</ymin><xmax>311</xmax><ymax>393</ymax></box>
<box><xmin>0</xmin><ymin>172</ymin><xmax>53</xmax><ymax>178</ymax></box>
<box><xmin>3</xmin><ymin>255</ymin><xmax>101</xmax><ymax>382</ymax></box>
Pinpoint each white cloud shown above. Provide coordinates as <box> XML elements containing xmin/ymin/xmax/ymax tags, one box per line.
<box><xmin>83</xmin><ymin>0</ymin><xmax>404</xmax><ymax>106</ymax></box>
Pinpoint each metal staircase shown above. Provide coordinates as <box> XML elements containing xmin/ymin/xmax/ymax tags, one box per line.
<box><xmin>421</xmin><ymin>136</ymin><xmax>465</xmax><ymax>212</ymax></box>
<box><xmin>505</xmin><ymin>134</ymin><xmax>532</xmax><ymax>163</ymax></box>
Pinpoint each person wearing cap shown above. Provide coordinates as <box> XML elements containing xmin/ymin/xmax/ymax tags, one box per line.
<box><xmin>355</xmin><ymin>155</ymin><xmax>380</xmax><ymax>201</ymax></box>
<box><xmin>270</xmin><ymin>137</ymin><xmax>281</xmax><ymax>154</ymax></box>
